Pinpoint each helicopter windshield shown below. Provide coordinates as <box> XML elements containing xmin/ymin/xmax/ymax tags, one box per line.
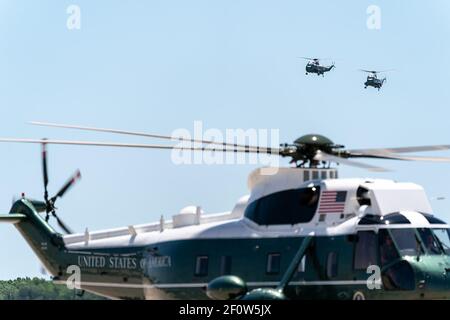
<box><xmin>417</xmin><ymin>228</ymin><xmax>445</xmax><ymax>255</ymax></box>
<box><xmin>431</xmin><ymin>228</ymin><xmax>450</xmax><ymax>255</ymax></box>
<box><xmin>381</xmin><ymin>228</ymin><xmax>450</xmax><ymax>258</ymax></box>
<box><xmin>389</xmin><ymin>229</ymin><xmax>419</xmax><ymax>257</ymax></box>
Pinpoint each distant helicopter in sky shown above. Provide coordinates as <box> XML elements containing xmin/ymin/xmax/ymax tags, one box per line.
<box><xmin>360</xmin><ymin>69</ymin><xmax>394</xmax><ymax>91</ymax></box>
<box><xmin>300</xmin><ymin>57</ymin><xmax>335</xmax><ymax>77</ymax></box>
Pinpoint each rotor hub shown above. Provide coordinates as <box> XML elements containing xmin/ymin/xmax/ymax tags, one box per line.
<box><xmin>294</xmin><ymin>134</ymin><xmax>334</xmax><ymax>146</ymax></box>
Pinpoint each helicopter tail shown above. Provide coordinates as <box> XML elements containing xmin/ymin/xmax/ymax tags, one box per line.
<box><xmin>0</xmin><ymin>213</ymin><xmax>26</xmax><ymax>223</ymax></box>
<box><xmin>1</xmin><ymin>198</ymin><xmax>67</xmax><ymax>277</ymax></box>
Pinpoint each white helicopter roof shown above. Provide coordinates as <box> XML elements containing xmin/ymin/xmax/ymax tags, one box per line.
<box><xmin>247</xmin><ymin>167</ymin><xmax>337</xmax><ymax>203</ymax></box>
<box><xmin>248</xmin><ymin>167</ymin><xmax>432</xmax><ymax>216</ymax></box>
<box><xmin>63</xmin><ymin>167</ymin><xmax>438</xmax><ymax>249</ymax></box>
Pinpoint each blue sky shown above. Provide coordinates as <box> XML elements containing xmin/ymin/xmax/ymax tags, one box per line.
<box><xmin>1</xmin><ymin>0</ymin><xmax>450</xmax><ymax>279</ymax></box>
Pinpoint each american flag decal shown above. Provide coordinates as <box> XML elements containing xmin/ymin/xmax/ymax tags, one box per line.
<box><xmin>318</xmin><ymin>191</ymin><xmax>347</xmax><ymax>213</ymax></box>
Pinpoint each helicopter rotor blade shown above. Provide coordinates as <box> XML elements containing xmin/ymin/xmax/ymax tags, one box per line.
<box><xmin>348</xmin><ymin>153</ymin><xmax>450</xmax><ymax>162</ymax></box>
<box><xmin>0</xmin><ymin>138</ymin><xmax>282</xmax><ymax>155</ymax></box>
<box><xmin>7</xmin><ymin>135</ymin><xmax>450</xmax><ymax>170</ymax></box>
<box><xmin>54</xmin><ymin>213</ymin><xmax>73</xmax><ymax>234</ymax></box>
<box><xmin>29</xmin><ymin>121</ymin><xmax>276</xmax><ymax>154</ymax></box>
<box><xmin>376</xmin><ymin>154</ymin><xmax>450</xmax><ymax>162</ymax></box>
<box><xmin>314</xmin><ymin>151</ymin><xmax>389</xmax><ymax>172</ymax></box>
<box><xmin>359</xmin><ymin>69</ymin><xmax>394</xmax><ymax>74</ymax></box>
<box><xmin>375</xmin><ymin>69</ymin><xmax>395</xmax><ymax>73</ymax></box>
<box><xmin>51</xmin><ymin>170</ymin><xmax>81</xmax><ymax>202</ymax></box>
<box><xmin>359</xmin><ymin>69</ymin><xmax>377</xmax><ymax>73</ymax></box>
<box><xmin>42</xmin><ymin>142</ymin><xmax>49</xmax><ymax>202</ymax></box>
<box><xmin>348</xmin><ymin>145</ymin><xmax>450</xmax><ymax>155</ymax></box>
<box><xmin>298</xmin><ymin>57</ymin><xmax>331</xmax><ymax>61</ymax></box>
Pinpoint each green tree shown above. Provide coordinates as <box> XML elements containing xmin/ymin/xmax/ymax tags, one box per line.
<box><xmin>0</xmin><ymin>277</ymin><xmax>106</xmax><ymax>300</ymax></box>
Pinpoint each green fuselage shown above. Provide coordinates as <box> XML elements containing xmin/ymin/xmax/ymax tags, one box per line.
<box><xmin>364</xmin><ymin>76</ymin><xmax>385</xmax><ymax>89</ymax></box>
<box><xmin>6</xmin><ymin>198</ymin><xmax>450</xmax><ymax>300</ymax></box>
<box><xmin>305</xmin><ymin>63</ymin><xmax>334</xmax><ymax>76</ymax></box>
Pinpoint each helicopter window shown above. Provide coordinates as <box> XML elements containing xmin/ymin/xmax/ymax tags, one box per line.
<box><xmin>358</xmin><ymin>213</ymin><xmax>410</xmax><ymax>225</ymax></box>
<box><xmin>379</xmin><ymin>229</ymin><xmax>400</xmax><ymax>267</ymax></box>
<box><xmin>417</xmin><ymin>228</ymin><xmax>443</xmax><ymax>255</ymax></box>
<box><xmin>420</xmin><ymin>213</ymin><xmax>447</xmax><ymax>225</ymax></box>
<box><xmin>432</xmin><ymin>229</ymin><xmax>450</xmax><ymax>254</ymax></box>
<box><xmin>194</xmin><ymin>256</ymin><xmax>209</xmax><ymax>277</ymax></box>
<box><xmin>326</xmin><ymin>252</ymin><xmax>338</xmax><ymax>278</ymax></box>
<box><xmin>312</xmin><ymin>171</ymin><xmax>319</xmax><ymax>180</ymax></box>
<box><xmin>244</xmin><ymin>186</ymin><xmax>321</xmax><ymax>225</ymax></box>
<box><xmin>354</xmin><ymin>231</ymin><xmax>378</xmax><ymax>270</ymax></box>
<box><xmin>382</xmin><ymin>213</ymin><xmax>411</xmax><ymax>224</ymax></box>
<box><xmin>358</xmin><ymin>214</ymin><xmax>381</xmax><ymax>225</ymax></box>
<box><xmin>321</xmin><ymin>171</ymin><xmax>327</xmax><ymax>179</ymax></box>
<box><xmin>390</xmin><ymin>229</ymin><xmax>419</xmax><ymax>256</ymax></box>
<box><xmin>304</xmin><ymin>171</ymin><xmax>310</xmax><ymax>181</ymax></box>
<box><xmin>266</xmin><ymin>253</ymin><xmax>281</xmax><ymax>275</ymax></box>
<box><xmin>220</xmin><ymin>256</ymin><xmax>232</xmax><ymax>275</ymax></box>
<box><xmin>297</xmin><ymin>255</ymin><xmax>306</xmax><ymax>273</ymax></box>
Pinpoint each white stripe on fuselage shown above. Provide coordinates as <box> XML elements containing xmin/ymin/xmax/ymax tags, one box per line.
<box><xmin>54</xmin><ymin>279</ymin><xmax>368</xmax><ymax>290</ymax></box>
<box><xmin>65</xmin><ymin>212</ymin><xmax>448</xmax><ymax>250</ymax></box>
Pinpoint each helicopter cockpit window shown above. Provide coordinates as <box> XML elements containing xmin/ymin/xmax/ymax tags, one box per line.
<box><xmin>389</xmin><ymin>229</ymin><xmax>419</xmax><ymax>257</ymax></box>
<box><xmin>417</xmin><ymin>228</ymin><xmax>443</xmax><ymax>255</ymax></box>
<box><xmin>431</xmin><ymin>229</ymin><xmax>450</xmax><ymax>255</ymax></box>
<box><xmin>244</xmin><ymin>186</ymin><xmax>321</xmax><ymax>225</ymax></box>
<box><xmin>358</xmin><ymin>212</ymin><xmax>410</xmax><ymax>225</ymax></box>
<box><xmin>379</xmin><ymin>229</ymin><xmax>400</xmax><ymax>267</ymax></box>
<box><xmin>420</xmin><ymin>213</ymin><xmax>447</xmax><ymax>225</ymax></box>
<box><xmin>354</xmin><ymin>231</ymin><xmax>378</xmax><ymax>270</ymax></box>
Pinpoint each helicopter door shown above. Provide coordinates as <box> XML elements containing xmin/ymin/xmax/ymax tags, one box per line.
<box><xmin>354</xmin><ymin>231</ymin><xmax>378</xmax><ymax>270</ymax></box>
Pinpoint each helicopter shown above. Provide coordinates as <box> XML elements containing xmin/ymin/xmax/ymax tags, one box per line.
<box><xmin>301</xmin><ymin>57</ymin><xmax>335</xmax><ymax>77</ymax></box>
<box><xmin>1</xmin><ymin>122</ymin><xmax>450</xmax><ymax>300</ymax></box>
<box><xmin>360</xmin><ymin>69</ymin><xmax>393</xmax><ymax>91</ymax></box>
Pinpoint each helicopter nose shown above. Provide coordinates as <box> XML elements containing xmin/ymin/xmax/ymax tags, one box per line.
<box><xmin>416</xmin><ymin>265</ymin><xmax>450</xmax><ymax>299</ymax></box>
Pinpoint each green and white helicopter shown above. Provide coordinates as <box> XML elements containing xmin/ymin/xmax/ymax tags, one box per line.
<box><xmin>360</xmin><ymin>69</ymin><xmax>393</xmax><ymax>91</ymax></box>
<box><xmin>301</xmin><ymin>57</ymin><xmax>335</xmax><ymax>77</ymax></box>
<box><xmin>1</xmin><ymin>122</ymin><xmax>450</xmax><ymax>300</ymax></box>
